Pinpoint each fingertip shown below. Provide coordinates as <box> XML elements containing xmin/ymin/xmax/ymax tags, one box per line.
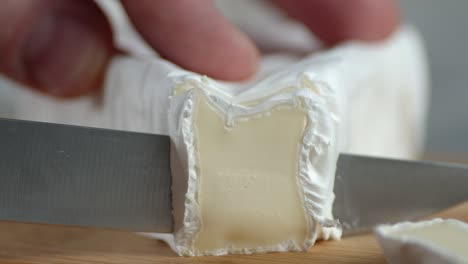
<box><xmin>273</xmin><ymin>0</ymin><xmax>400</xmax><ymax>46</ymax></box>
<box><xmin>123</xmin><ymin>0</ymin><xmax>259</xmax><ymax>81</ymax></box>
<box><xmin>329</xmin><ymin>0</ymin><xmax>400</xmax><ymax>44</ymax></box>
<box><xmin>196</xmin><ymin>30</ymin><xmax>260</xmax><ymax>81</ymax></box>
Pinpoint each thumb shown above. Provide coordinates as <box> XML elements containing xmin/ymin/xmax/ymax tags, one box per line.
<box><xmin>0</xmin><ymin>0</ymin><xmax>115</xmax><ymax>97</ymax></box>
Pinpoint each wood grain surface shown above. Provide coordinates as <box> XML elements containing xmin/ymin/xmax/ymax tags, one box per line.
<box><xmin>0</xmin><ymin>201</ymin><xmax>466</xmax><ymax>264</ymax></box>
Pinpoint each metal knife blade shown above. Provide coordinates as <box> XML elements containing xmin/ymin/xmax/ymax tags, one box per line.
<box><xmin>2</xmin><ymin>118</ymin><xmax>467</xmax><ymax>236</ymax></box>
<box><xmin>334</xmin><ymin>153</ymin><xmax>468</xmax><ymax>236</ymax></box>
<box><xmin>0</xmin><ymin>118</ymin><xmax>173</xmax><ymax>232</ymax></box>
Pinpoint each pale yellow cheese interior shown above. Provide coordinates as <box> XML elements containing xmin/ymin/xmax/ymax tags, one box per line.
<box><xmin>393</xmin><ymin>221</ymin><xmax>468</xmax><ymax>260</ymax></box>
<box><xmin>192</xmin><ymin>92</ymin><xmax>309</xmax><ymax>252</ymax></box>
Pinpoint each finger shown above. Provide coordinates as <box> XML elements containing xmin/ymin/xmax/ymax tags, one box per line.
<box><xmin>0</xmin><ymin>0</ymin><xmax>114</xmax><ymax>97</ymax></box>
<box><xmin>121</xmin><ymin>0</ymin><xmax>258</xmax><ymax>81</ymax></box>
<box><xmin>272</xmin><ymin>0</ymin><xmax>400</xmax><ymax>46</ymax></box>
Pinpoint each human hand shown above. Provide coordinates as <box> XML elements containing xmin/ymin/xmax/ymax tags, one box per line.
<box><xmin>0</xmin><ymin>0</ymin><xmax>399</xmax><ymax>97</ymax></box>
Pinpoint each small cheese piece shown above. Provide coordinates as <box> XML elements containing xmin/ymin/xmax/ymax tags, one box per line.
<box><xmin>376</xmin><ymin>219</ymin><xmax>468</xmax><ymax>264</ymax></box>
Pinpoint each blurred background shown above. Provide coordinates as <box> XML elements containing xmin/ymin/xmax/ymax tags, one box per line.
<box><xmin>401</xmin><ymin>0</ymin><xmax>468</xmax><ymax>158</ymax></box>
<box><xmin>1</xmin><ymin>1</ymin><xmax>467</xmax><ymax>159</ymax></box>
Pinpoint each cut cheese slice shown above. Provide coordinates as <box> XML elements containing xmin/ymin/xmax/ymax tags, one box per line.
<box><xmin>376</xmin><ymin>219</ymin><xmax>468</xmax><ymax>264</ymax></box>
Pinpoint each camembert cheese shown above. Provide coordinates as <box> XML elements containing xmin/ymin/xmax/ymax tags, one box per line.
<box><xmin>5</xmin><ymin>26</ymin><xmax>429</xmax><ymax>256</ymax></box>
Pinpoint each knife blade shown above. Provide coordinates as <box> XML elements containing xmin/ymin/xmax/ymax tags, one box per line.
<box><xmin>1</xmin><ymin>118</ymin><xmax>467</xmax><ymax>236</ymax></box>
<box><xmin>0</xmin><ymin>118</ymin><xmax>173</xmax><ymax>232</ymax></box>
<box><xmin>334</xmin><ymin>153</ymin><xmax>468</xmax><ymax>235</ymax></box>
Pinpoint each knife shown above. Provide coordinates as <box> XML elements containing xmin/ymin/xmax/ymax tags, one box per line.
<box><xmin>1</xmin><ymin>118</ymin><xmax>467</xmax><ymax>235</ymax></box>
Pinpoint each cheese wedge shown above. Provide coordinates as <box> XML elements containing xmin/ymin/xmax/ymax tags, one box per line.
<box><xmin>165</xmin><ymin>27</ymin><xmax>428</xmax><ymax>255</ymax></box>
<box><xmin>4</xmin><ymin>26</ymin><xmax>428</xmax><ymax>256</ymax></box>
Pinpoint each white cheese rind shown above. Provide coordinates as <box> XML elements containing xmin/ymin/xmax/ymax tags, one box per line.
<box><xmin>168</xmin><ymin>74</ymin><xmax>341</xmax><ymax>256</ymax></box>
<box><xmin>375</xmin><ymin>219</ymin><xmax>468</xmax><ymax>264</ymax></box>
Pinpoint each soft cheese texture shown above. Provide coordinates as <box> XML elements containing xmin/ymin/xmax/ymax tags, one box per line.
<box><xmin>376</xmin><ymin>219</ymin><xmax>468</xmax><ymax>264</ymax></box>
<box><xmin>0</xmin><ymin>0</ymin><xmax>429</xmax><ymax>257</ymax></box>
<box><xmin>192</xmin><ymin>94</ymin><xmax>309</xmax><ymax>251</ymax></box>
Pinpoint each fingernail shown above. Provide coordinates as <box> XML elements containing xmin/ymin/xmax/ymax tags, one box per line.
<box><xmin>21</xmin><ymin>14</ymin><xmax>110</xmax><ymax>96</ymax></box>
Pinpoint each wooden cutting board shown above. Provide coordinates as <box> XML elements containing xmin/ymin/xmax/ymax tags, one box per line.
<box><xmin>0</xmin><ymin>201</ymin><xmax>466</xmax><ymax>264</ymax></box>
